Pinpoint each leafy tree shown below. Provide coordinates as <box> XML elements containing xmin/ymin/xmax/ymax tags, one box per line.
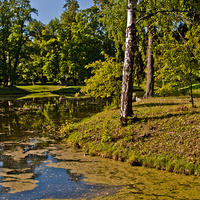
<box><xmin>8</xmin><ymin>0</ymin><xmax>37</xmax><ymax>85</ymax></box>
<box><xmin>156</xmin><ymin>27</ymin><xmax>200</xmax><ymax>107</ymax></box>
<box><xmin>81</xmin><ymin>55</ymin><xmax>122</xmax><ymax>108</ymax></box>
<box><xmin>70</xmin><ymin>6</ymin><xmax>113</xmax><ymax>82</ymax></box>
<box><xmin>60</xmin><ymin>4</ymin><xmax>114</xmax><ymax>85</ymax></box>
<box><xmin>0</xmin><ymin>0</ymin><xmax>37</xmax><ymax>86</ymax></box>
<box><xmin>120</xmin><ymin>0</ymin><xmax>200</xmax><ymax>123</ymax></box>
<box><xmin>42</xmin><ymin>18</ymin><xmax>63</xmax><ymax>83</ymax></box>
<box><xmin>59</xmin><ymin>0</ymin><xmax>80</xmax><ymax>85</ymax></box>
<box><xmin>17</xmin><ymin>20</ymin><xmax>46</xmax><ymax>84</ymax></box>
<box><xmin>98</xmin><ymin>0</ymin><xmax>127</xmax><ymax>61</ymax></box>
<box><xmin>0</xmin><ymin>0</ymin><xmax>13</xmax><ymax>86</ymax></box>
<box><xmin>154</xmin><ymin>0</ymin><xmax>200</xmax><ymax>107</ymax></box>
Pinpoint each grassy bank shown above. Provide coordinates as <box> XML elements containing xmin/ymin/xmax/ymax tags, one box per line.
<box><xmin>59</xmin><ymin>96</ymin><xmax>200</xmax><ymax>176</ymax></box>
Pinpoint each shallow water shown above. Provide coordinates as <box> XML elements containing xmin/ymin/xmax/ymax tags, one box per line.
<box><xmin>0</xmin><ymin>95</ymin><xmax>199</xmax><ymax>200</ymax></box>
<box><xmin>0</xmin><ymin>138</ymin><xmax>122</xmax><ymax>199</ymax></box>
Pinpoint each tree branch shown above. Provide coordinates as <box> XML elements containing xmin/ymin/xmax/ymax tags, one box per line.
<box><xmin>177</xmin><ymin>29</ymin><xmax>187</xmax><ymax>44</ymax></box>
<box><xmin>172</xmin><ymin>12</ymin><xmax>193</xmax><ymax>25</ymax></box>
<box><xmin>136</xmin><ymin>9</ymin><xmax>193</xmax><ymax>25</ymax></box>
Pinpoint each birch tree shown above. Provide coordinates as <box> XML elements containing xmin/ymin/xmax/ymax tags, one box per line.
<box><xmin>120</xmin><ymin>0</ymin><xmax>137</xmax><ymax>126</ymax></box>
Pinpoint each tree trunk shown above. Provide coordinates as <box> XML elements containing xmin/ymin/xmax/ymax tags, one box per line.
<box><xmin>189</xmin><ymin>80</ymin><xmax>194</xmax><ymax>108</ymax></box>
<box><xmin>143</xmin><ymin>34</ymin><xmax>154</xmax><ymax>98</ymax></box>
<box><xmin>120</xmin><ymin>0</ymin><xmax>137</xmax><ymax>126</ymax></box>
<box><xmin>11</xmin><ymin>31</ymin><xmax>23</xmax><ymax>86</ymax></box>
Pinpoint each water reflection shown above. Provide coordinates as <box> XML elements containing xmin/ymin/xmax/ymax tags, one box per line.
<box><xmin>0</xmin><ymin>96</ymin><xmax>200</xmax><ymax>199</ymax></box>
<box><xmin>0</xmin><ymin>138</ymin><xmax>122</xmax><ymax>199</ymax></box>
<box><xmin>0</xmin><ymin>96</ymin><xmax>121</xmax><ymax>199</ymax></box>
<box><xmin>0</xmin><ymin>96</ymin><xmax>111</xmax><ymax>140</ymax></box>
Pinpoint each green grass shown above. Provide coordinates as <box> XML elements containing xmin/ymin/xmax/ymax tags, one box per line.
<box><xmin>0</xmin><ymin>85</ymin><xmax>82</xmax><ymax>96</ymax></box>
<box><xmin>17</xmin><ymin>85</ymin><xmax>65</xmax><ymax>93</ymax></box>
<box><xmin>59</xmin><ymin>96</ymin><xmax>200</xmax><ymax>176</ymax></box>
<box><xmin>181</xmin><ymin>83</ymin><xmax>200</xmax><ymax>90</ymax></box>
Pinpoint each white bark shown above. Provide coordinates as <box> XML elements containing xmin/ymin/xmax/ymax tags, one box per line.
<box><xmin>120</xmin><ymin>0</ymin><xmax>137</xmax><ymax>125</ymax></box>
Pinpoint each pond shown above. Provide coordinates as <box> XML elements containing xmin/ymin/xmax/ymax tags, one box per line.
<box><xmin>0</xmin><ymin>95</ymin><xmax>199</xmax><ymax>200</ymax></box>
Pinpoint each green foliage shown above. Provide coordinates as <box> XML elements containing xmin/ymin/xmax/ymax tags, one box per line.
<box><xmin>0</xmin><ymin>0</ymin><xmax>37</xmax><ymax>86</ymax></box>
<box><xmin>155</xmin><ymin>31</ymin><xmax>200</xmax><ymax>106</ymax></box>
<box><xmin>0</xmin><ymin>0</ymin><xmax>199</xmax><ymax>101</ymax></box>
<box><xmin>99</xmin><ymin>0</ymin><xmax>127</xmax><ymax>61</ymax></box>
<box><xmin>156</xmin><ymin>40</ymin><xmax>198</xmax><ymax>90</ymax></box>
<box><xmin>81</xmin><ymin>55</ymin><xmax>122</xmax><ymax>106</ymax></box>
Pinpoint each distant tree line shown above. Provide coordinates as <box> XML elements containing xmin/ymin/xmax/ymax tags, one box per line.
<box><xmin>0</xmin><ymin>0</ymin><xmax>199</xmax><ymax>108</ymax></box>
<box><xmin>0</xmin><ymin>0</ymin><xmax>115</xmax><ymax>86</ymax></box>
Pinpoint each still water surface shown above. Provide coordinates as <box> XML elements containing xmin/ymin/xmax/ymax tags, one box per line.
<box><xmin>0</xmin><ymin>95</ymin><xmax>199</xmax><ymax>200</ymax></box>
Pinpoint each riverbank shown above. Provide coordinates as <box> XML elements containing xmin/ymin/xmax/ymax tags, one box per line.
<box><xmin>60</xmin><ymin>96</ymin><xmax>200</xmax><ymax>176</ymax></box>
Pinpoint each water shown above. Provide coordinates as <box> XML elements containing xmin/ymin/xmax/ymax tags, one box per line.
<box><xmin>0</xmin><ymin>144</ymin><xmax>121</xmax><ymax>199</ymax></box>
<box><xmin>0</xmin><ymin>95</ymin><xmax>199</xmax><ymax>200</ymax></box>
<box><xmin>0</xmin><ymin>96</ymin><xmax>111</xmax><ymax>139</ymax></box>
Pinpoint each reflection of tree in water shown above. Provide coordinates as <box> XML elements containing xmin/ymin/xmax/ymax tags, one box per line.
<box><xmin>0</xmin><ymin>97</ymin><xmax>111</xmax><ymax>140</ymax></box>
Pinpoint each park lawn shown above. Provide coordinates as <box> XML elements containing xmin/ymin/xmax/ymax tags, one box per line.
<box><xmin>59</xmin><ymin>96</ymin><xmax>200</xmax><ymax>176</ymax></box>
<box><xmin>0</xmin><ymin>85</ymin><xmax>82</xmax><ymax>96</ymax></box>
<box><xmin>17</xmin><ymin>85</ymin><xmax>65</xmax><ymax>93</ymax></box>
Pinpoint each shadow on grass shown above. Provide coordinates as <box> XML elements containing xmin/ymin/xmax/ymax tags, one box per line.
<box><xmin>135</xmin><ymin>110</ymin><xmax>199</xmax><ymax>123</ymax></box>
<box><xmin>52</xmin><ymin>86</ymin><xmax>82</xmax><ymax>94</ymax></box>
<box><xmin>0</xmin><ymin>86</ymin><xmax>30</xmax><ymax>95</ymax></box>
<box><xmin>133</xmin><ymin>102</ymin><xmax>183</xmax><ymax>108</ymax></box>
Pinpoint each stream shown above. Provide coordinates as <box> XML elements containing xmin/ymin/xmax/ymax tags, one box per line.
<box><xmin>0</xmin><ymin>94</ymin><xmax>199</xmax><ymax>200</ymax></box>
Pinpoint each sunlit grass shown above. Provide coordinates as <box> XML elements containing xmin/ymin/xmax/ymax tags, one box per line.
<box><xmin>60</xmin><ymin>96</ymin><xmax>200</xmax><ymax>176</ymax></box>
<box><xmin>0</xmin><ymin>85</ymin><xmax>82</xmax><ymax>96</ymax></box>
<box><xmin>17</xmin><ymin>85</ymin><xmax>65</xmax><ymax>93</ymax></box>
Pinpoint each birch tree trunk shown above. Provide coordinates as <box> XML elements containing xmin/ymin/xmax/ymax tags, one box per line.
<box><xmin>120</xmin><ymin>0</ymin><xmax>137</xmax><ymax>126</ymax></box>
<box><xmin>143</xmin><ymin>34</ymin><xmax>154</xmax><ymax>98</ymax></box>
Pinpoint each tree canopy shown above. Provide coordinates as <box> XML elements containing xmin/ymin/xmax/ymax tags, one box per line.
<box><xmin>0</xmin><ymin>0</ymin><xmax>199</xmax><ymax>111</ymax></box>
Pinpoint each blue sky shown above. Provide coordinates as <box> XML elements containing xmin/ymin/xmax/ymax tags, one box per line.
<box><xmin>30</xmin><ymin>0</ymin><xmax>94</xmax><ymax>24</ymax></box>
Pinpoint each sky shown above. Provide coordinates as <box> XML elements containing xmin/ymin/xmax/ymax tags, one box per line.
<box><xmin>30</xmin><ymin>0</ymin><xmax>94</xmax><ymax>24</ymax></box>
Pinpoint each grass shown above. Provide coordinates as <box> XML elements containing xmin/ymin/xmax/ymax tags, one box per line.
<box><xmin>17</xmin><ymin>85</ymin><xmax>65</xmax><ymax>93</ymax></box>
<box><xmin>52</xmin><ymin>86</ymin><xmax>82</xmax><ymax>95</ymax></box>
<box><xmin>0</xmin><ymin>85</ymin><xmax>82</xmax><ymax>96</ymax></box>
<box><xmin>59</xmin><ymin>96</ymin><xmax>200</xmax><ymax>176</ymax></box>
